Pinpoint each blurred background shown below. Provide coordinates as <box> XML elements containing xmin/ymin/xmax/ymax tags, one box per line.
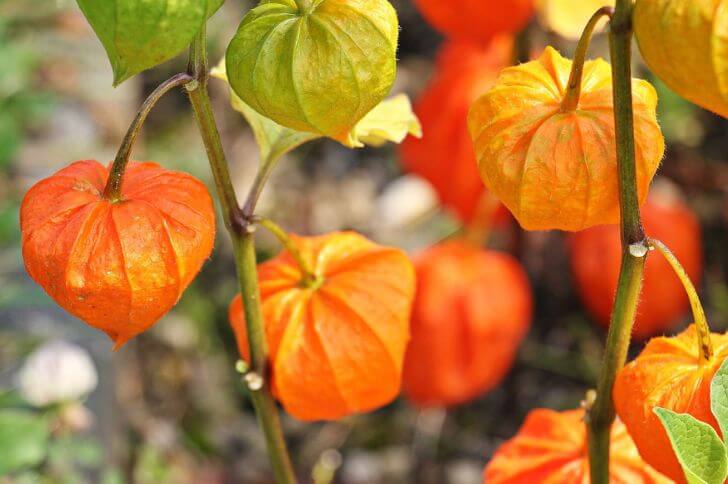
<box><xmin>0</xmin><ymin>0</ymin><xmax>726</xmax><ymax>483</ymax></box>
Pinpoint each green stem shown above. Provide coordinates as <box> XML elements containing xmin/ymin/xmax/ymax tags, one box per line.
<box><xmin>103</xmin><ymin>73</ymin><xmax>193</xmax><ymax>202</ymax></box>
<box><xmin>561</xmin><ymin>6</ymin><xmax>615</xmax><ymax>112</ymax></box>
<box><xmin>255</xmin><ymin>217</ymin><xmax>319</xmax><ymax>287</ymax></box>
<box><xmin>649</xmin><ymin>238</ymin><xmax>713</xmax><ymax>362</ymax></box>
<box><xmin>243</xmin><ymin>152</ymin><xmax>284</xmax><ymax>218</ymax></box>
<box><xmin>185</xmin><ymin>26</ymin><xmax>297</xmax><ymax>484</ymax></box>
<box><xmin>587</xmin><ymin>1</ymin><xmax>648</xmax><ymax>483</ymax></box>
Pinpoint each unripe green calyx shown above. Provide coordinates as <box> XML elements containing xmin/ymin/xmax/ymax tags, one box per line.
<box><xmin>225</xmin><ymin>0</ymin><xmax>399</xmax><ymax>147</ymax></box>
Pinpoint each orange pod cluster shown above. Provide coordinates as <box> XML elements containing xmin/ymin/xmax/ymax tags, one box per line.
<box><xmin>229</xmin><ymin>231</ymin><xmax>415</xmax><ymax>421</ymax></box>
<box><xmin>400</xmin><ymin>38</ymin><xmax>513</xmax><ymax>222</ymax></box>
<box><xmin>485</xmin><ymin>408</ymin><xmax>671</xmax><ymax>483</ymax></box>
<box><xmin>468</xmin><ymin>47</ymin><xmax>664</xmax><ymax>232</ymax></box>
<box><xmin>570</xmin><ymin>186</ymin><xmax>702</xmax><ymax>339</ymax></box>
<box><xmin>403</xmin><ymin>241</ymin><xmax>532</xmax><ymax>407</ymax></box>
<box><xmin>20</xmin><ymin>160</ymin><xmax>216</xmax><ymax>348</ymax></box>
<box><xmin>615</xmin><ymin>325</ymin><xmax>728</xmax><ymax>483</ymax></box>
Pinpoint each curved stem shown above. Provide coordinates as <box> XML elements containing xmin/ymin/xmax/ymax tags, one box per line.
<box><xmin>102</xmin><ymin>73</ymin><xmax>193</xmax><ymax>202</ymax></box>
<box><xmin>255</xmin><ymin>217</ymin><xmax>319</xmax><ymax>287</ymax></box>
<box><xmin>562</xmin><ymin>6</ymin><xmax>615</xmax><ymax>112</ymax></box>
<box><xmin>649</xmin><ymin>238</ymin><xmax>713</xmax><ymax>362</ymax></box>
<box><xmin>185</xmin><ymin>27</ymin><xmax>297</xmax><ymax>484</ymax></box>
<box><xmin>243</xmin><ymin>152</ymin><xmax>284</xmax><ymax>218</ymax></box>
<box><xmin>587</xmin><ymin>1</ymin><xmax>647</xmax><ymax>483</ymax></box>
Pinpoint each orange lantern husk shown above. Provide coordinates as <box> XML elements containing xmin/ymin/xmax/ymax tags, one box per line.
<box><xmin>484</xmin><ymin>408</ymin><xmax>671</xmax><ymax>483</ymax></box>
<box><xmin>400</xmin><ymin>38</ymin><xmax>512</xmax><ymax>223</ymax></box>
<box><xmin>20</xmin><ymin>160</ymin><xmax>216</xmax><ymax>348</ymax></box>
<box><xmin>570</xmin><ymin>186</ymin><xmax>702</xmax><ymax>339</ymax></box>
<box><xmin>615</xmin><ymin>325</ymin><xmax>728</xmax><ymax>483</ymax></box>
<box><xmin>413</xmin><ymin>0</ymin><xmax>533</xmax><ymax>45</ymax></box>
<box><xmin>402</xmin><ymin>240</ymin><xmax>532</xmax><ymax>407</ymax></box>
<box><xmin>468</xmin><ymin>47</ymin><xmax>664</xmax><ymax>232</ymax></box>
<box><xmin>229</xmin><ymin>231</ymin><xmax>415</xmax><ymax>422</ymax></box>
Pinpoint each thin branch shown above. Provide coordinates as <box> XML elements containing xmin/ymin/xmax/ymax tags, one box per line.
<box><xmin>103</xmin><ymin>73</ymin><xmax>194</xmax><ymax>201</ymax></box>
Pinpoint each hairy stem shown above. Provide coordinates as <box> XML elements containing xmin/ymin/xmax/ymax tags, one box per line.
<box><xmin>649</xmin><ymin>238</ymin><xmax>713</xmax><ymax>362</ymax></box>
<box><xmin>185</xmin><ymin>26</ymin><xmax>297</xmax><ymax>484</ymax></box>
<box><xmin>561</xmin><ymin>6</ymin><xmax>615</xmax><ymax>112</ymax></box>
<box><xmin>587</xmin><ymin>1</ymin><xmax>647</xmax><ymax>482</ymax></box>
<box><xmin>103</xmin><ymin>73</ymin><xmax>194</xmax><ymax>202</ymax></box>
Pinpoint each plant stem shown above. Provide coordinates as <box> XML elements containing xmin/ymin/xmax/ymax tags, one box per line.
<box><xmin>185</xmin><ymin>26</ymin><xmax>297</xmax><ymax>484</ymax></box>
<box><xmin>587</xmin><ymin>1</ymin><xmax>648</xmax><ymax>483</ymax></box>
<box><xmin>255</xmin><ymin>217</ymin><xmax>319</xmax><ymax>287</ymax></box>
<box><xmin>103</xmin><ymin>73</ymin><xmax>193</xmax><ymax>202</ymax></box>
<box><xmin>561</xmin><ymin>6</ymin><xmax>615</xmax><ymax>112</ymax></box>
<box><xmin>649</xmin><ymin>238</ymin><xmax>714</xmax><ymax>362</ymax></box>
<box><xmin>242</xmin><ymin>152</ymin><xmax>283</xmax><ymax>218</ymax></box>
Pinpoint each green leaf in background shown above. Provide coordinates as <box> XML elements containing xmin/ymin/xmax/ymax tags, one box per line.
<box><xmin>225</xmin><ymin>0</ymin><xmax>399</xmax><ymax>147</ymax></box>
<box><xmin>655</xmin><ymin>407</ymin><xmax>728</xmax><ymax>484</ymax></box>
<box><xmin>0</xmin><ymin>410</ymin><xmax>50</xmax><ymax>475</ymax></box>
<box><xmin>76</xmin><ymin>0</ymin><xmax>224</xmax><ymax>86</ymax></box>
<box><xmin>711</xmin><ymin>358</ymin><xmax>728</xmax><ymax>443</ymax></box>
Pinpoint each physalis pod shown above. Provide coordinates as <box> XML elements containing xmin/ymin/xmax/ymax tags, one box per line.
<box><xmin>400</xmin><ymin>38</ymin><xmax>513</xmax><ymax>222</ymax></box>
<box><xmin>229</xmin><ymin>231</ymin><xmax>415</xmax><ymax>421</ymax></box>
<box><xmin>468</xmin><ymin>47</ymin><xmax>664</xmax><ymax>232</ymax></box>
<box><xmin>225</xmin><ymin>0</ymin><xmax>399</xmax><ymax>147</ymax></box>
<box><xmin>615</xmin><ymin>326</ymin><xmax>728</xmax><ymax>482</ymax></box>
<box><xmin>402</xmin><ymin>240</ymin><xmax>532</xmax><ymax>407</ymax></box>
<box><xmin>485</xmin><ymin>408</ymin><xmax>671</xmax><ymax>483</ymax></box>
<box><xmin>634</xmin><ymin>0</ymin><xmax>728</xmax><ymax>118</ymax></box>
<box><xmin>20</xmin><ymin>161</ymin><xmax>216</xmax><ymax>349</ymax></box>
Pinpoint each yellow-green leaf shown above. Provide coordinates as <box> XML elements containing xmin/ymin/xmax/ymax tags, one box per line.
<box><xmin>347</xmin><ymin>94</ymin><xmax>422</xmax><ymax>148</ymax></box>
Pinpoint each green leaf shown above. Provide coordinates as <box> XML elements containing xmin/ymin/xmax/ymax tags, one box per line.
<box><xmin>711</xmin><ymin>358</ymin><xmax>728</xmax><ymax>443</ymax></box>
<box><xmin>76</xmin><ymin>0</ymin><xmax>222</xmax><ymax>86</ymax></box>
<box><xmin>655</xmin><ymin>407</ymin><xmax>728</xmax><ymax>484</ymax></box>
<box><xmin>0</xmin><ymin>410</ymin><xmax>50</xmax><ymax>475</ymax></box>
<box><xmin>211</xmin><ymin>60</ymin><xmax>319</xmax><ymax>161</ymax></box>
<box><xmin>225</xmin><ymin>0</ymin><xmax>399</xmax><ymax>146</ymax></box>
<box><xmin>348</xmin><ymin>94</ymin><xmax>422</xmax><ymax>148</ymax></box>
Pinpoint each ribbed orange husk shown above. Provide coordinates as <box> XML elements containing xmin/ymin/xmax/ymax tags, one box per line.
<box><xmin>228</xmin><ymin>231</ymin><xmax>415</xmax><ymax>421</ymax></box>
<box><xmin>402</xmin><ymin>241</ymin><xmax>531</xmax><ymax>407</ymax></box>
<box><xmin>569</xmin><ymin>188</ymin><xmax>702</xmax><ymax>340</ymax></box>
<box><xmin>484</xmin><ymin>408</ymin><xmax>672</xmax><ymax>483</ymax></box>
<box><xmin>614</xmin><ymin>325</ymin><xmax>728</xmax><ymax>483</ymax></box>
<box><xmin>468</xmin><ymin>47</ymin><xmax>665</xmax><ymax>232</ymax></box>
<box><xmin>413</xmin><ymin>0</ymin><xmax>533</xmax><ymax>45</ymax></box>
<box><xmin>400</xmin><ymin>38</ymin><xmax>512</xmax><ymax>222</ymax></box>
<box><xmin>20</xmin><ymin>160</ymin><xmax>216</xmax><ymax>349</ymax></box>
<box><xmin>634</xmin><ymin>0</ymin><xmax>728</xmax><ymax>118</ymax></box>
